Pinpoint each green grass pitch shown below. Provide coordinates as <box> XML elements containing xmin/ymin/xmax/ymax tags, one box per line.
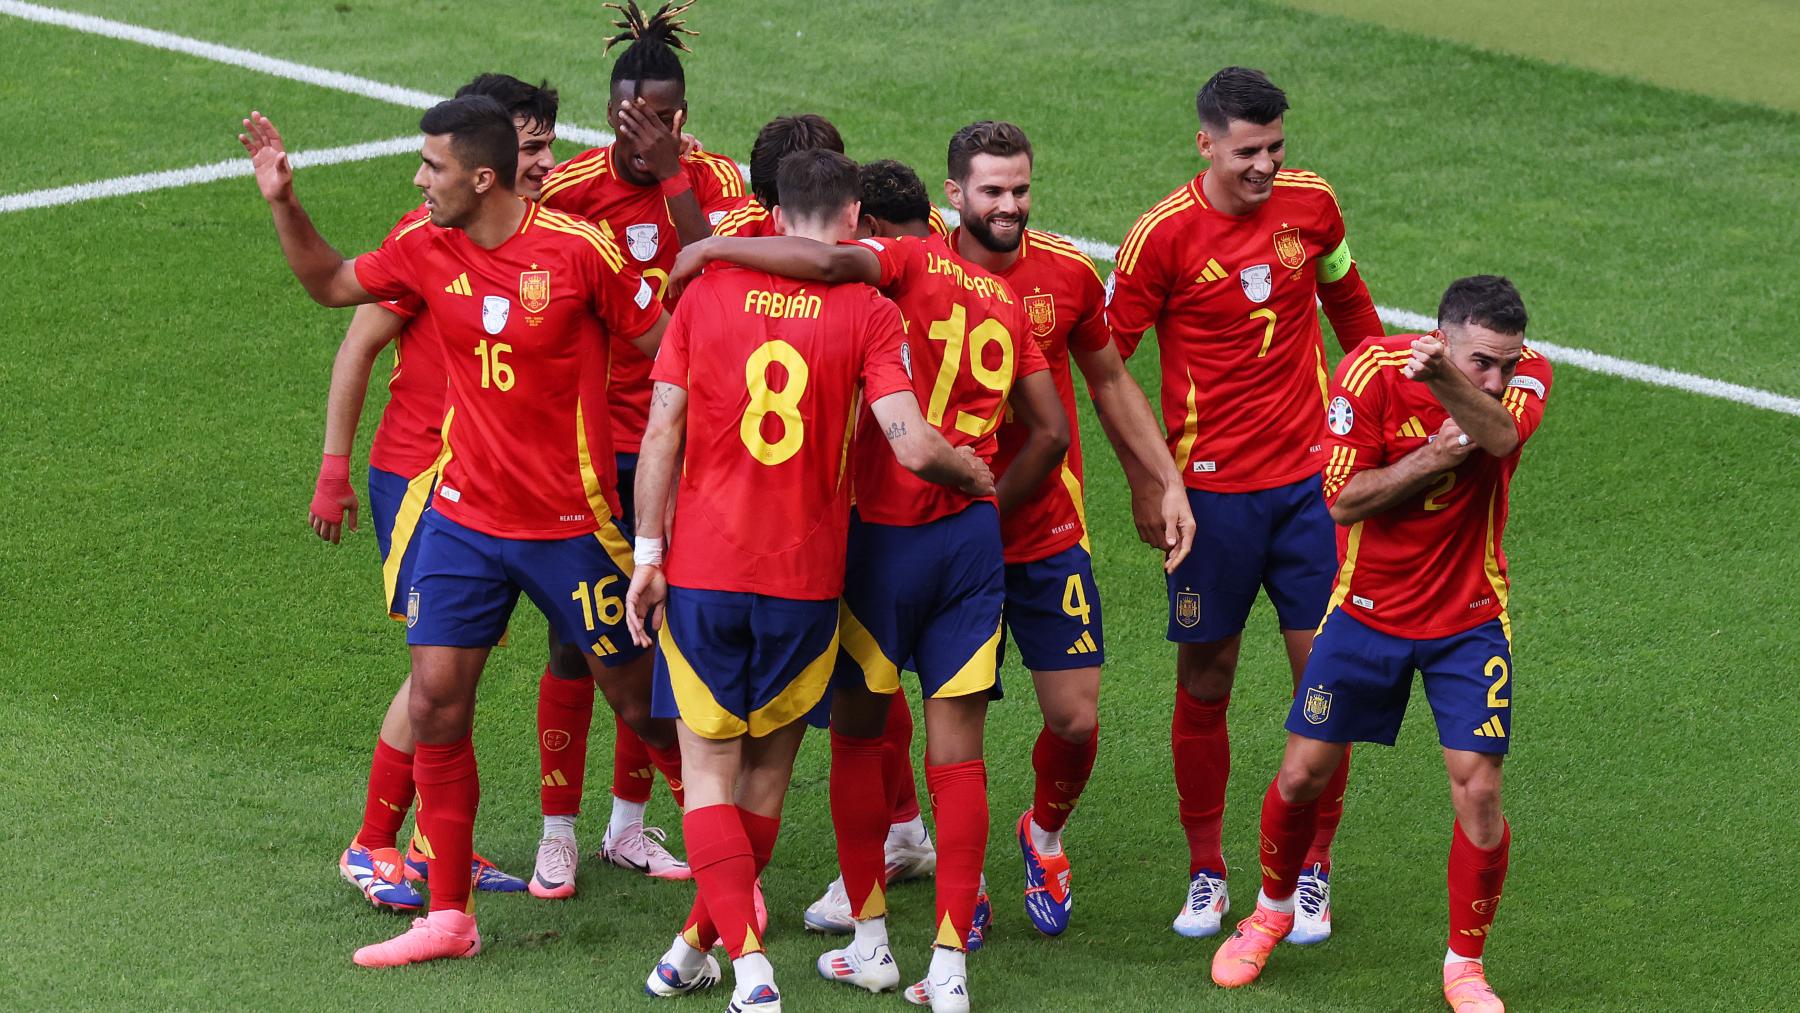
<box><xmin>2</xmin><ymin>1</ymin><xmax>1796</xmax><ymax>1009</ymax></box>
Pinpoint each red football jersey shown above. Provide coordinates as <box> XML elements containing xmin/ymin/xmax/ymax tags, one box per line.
<box><xmin>852</xmin><ymin>234</ymin><xmax>1049</xmax><ymax>528</ymax></box>
<box><xmin>365</xmin><ymin>205</ymin><xmax>447</xmax><ymax>478</ymax></box>
<box><xmin>353</xmin><ymin>200</ymin><xmax>663</xmax><ymax>538</ymax></box>
<box><xmin>539</xmin><ymin>145</ymin><xmax>745</xmax><ymax>453</ymax></box>
<box><xmin>714</xmin><ymin>198</ymin><xmax>950</xmax><ymax>240</ymax></box>
<box><xmin>965</xmin><ymin>227</ymin><xmax>1112</xmax><ymax>564</ymax></box>
<box><xmin>1319</xmin><ymin>336</ymin><xmax>1554</xmax><ymax>638</ymax></box>
<box><xmin>1109</xmin><ymin>169</ymin><xmax>1354</xmax><ymax>493</ymax></box>
<box><xmin>652</xmin><ymin>265</ymin><xmax>913</xmax><ymax>599</ymax></box>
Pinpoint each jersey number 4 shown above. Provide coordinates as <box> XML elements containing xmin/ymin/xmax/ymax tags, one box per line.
<box><xmin>926</xmin><ymin>305</ymin><xmax>1016</xmax><ymax>437</ymax></box>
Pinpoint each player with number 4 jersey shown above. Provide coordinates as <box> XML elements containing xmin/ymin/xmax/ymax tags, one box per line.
<box><xmin>1107</xmin><ymin>67</ymin><xmax>1385</xmax><ymax>942</ymax></box>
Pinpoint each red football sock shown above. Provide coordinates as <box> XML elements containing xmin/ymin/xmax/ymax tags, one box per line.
<box><xmin>926</xmin><ymin>759</ymin><xmax>988</xmax><ymax>951</ymax></box>
<box><xmin>354</xmin><ymin>736</ymin><xmax>415</xmax><ymax>851</ymax></box>
<box><xmin>1031</xmin><ymin>723</ymin><xmax>1097</xmax><ymax>833</ymax></box>
<box><xmin>645</xmin><ymin>739</ymin><xmax>686</xmax><ymax>809</ymax></box>
<box><xmin>1303</xmin><ymin>745</ymin><xmax>1352</xmax><ymax>870</ymax></box>
<box><xmin>681</xmin><ymin>808</ymin><xmax>781</xmax><ymax>952</ymax></box>
<box><xmin>413</xmin><ymin>736</ymin><xmax>480</xmax><ymax>914</ymax></box>
<box><xmin>1257</xmin><ymin>777</ymin><xmax>1319</xmax><ymax>901</ymax></box>
<box><xmin>684</xmin><ymin>804</ymin><xmax>761</xmax><ymax>958</ymax></box>
<box><xmin>831</xmin><ymin>731</ymin><xmax>892</xmax><ymax>919</ymax></box>
<box><xmin>883</xmin><ymin>694</ymin><xmax>921</xmax><ymax>824</ymax></box>
<box><xmin>1447</xmin><ymin>819</ymin><xmax>1510</xmax><ymax>959</ymax></box>
<box><xmin>537</xmin><ymin>667</ymin><xmax>594</xmax><ymax>817</ymax></box>
<box><xmin>611</xmin><ymin>712</ymin><xmax>655</xmax><ymax>804</ymax></box>
<box><xmin>1172</xmin><ymin>689</ymin><xmax>1230</xmax><ymax>874</ymax></box>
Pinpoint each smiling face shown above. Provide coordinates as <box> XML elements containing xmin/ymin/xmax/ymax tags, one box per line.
<box><xmin>607</xmin><ymin>78</ymin><xmax>686</xmax><ymax>185</ymax></box>
<box><xmin>513</xmin><ymin>115</ymin><xmax>557</xmax><ymax>199</ymax></box>
<box><xmin>1442</xmin><ymin>323</ymin><xmax>1525</xmax><ymax>398</ymax></box>
<box><xmin>1196</xmin><ymin>116</ymin><xmax>1285</xmax><ymax>213</ymax></box>
<box><xmin>949</xmin><ymin>151</ymin><xmax>1032</xmax><ymax>254</ymax></box>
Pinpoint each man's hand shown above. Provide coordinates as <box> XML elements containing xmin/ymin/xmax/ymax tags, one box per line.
<box><xmin>669</xmin><ymin>236</ymin><xmax>715</xmax><ymax>289</ymax></box>
<box><xmin>1424</xmin><ymin>418</ymin><xmax>1478</xmax><ymax>470</ymax></box>
<box><xmin>309</xmin><ymin>453</ymin><xmax>358</xmax><ymax>544</ymax></box>
<box><xmin>1402</xmin><ymin>330</ymin><xmax>1450</xmax><ymax>382</ymax></box>
<box><xmin>625</xmin><ymin>564</ymin><xmax>669</xmax><ymax>649</ymax></box>
<box><xmin>1133</xmin><ymin>480</ymin><xmax>1195</xmax><ymax>573</ymax></box>
<box><xmin>239</xmin><ymin>111</ymin><xmax>295</xmax><ymax>205</ymax></box>
<box><xmin>955</xmin><ymin>445</ymin><xmax>996</xmax><ymax>499</ymax></box>
<box><xmin>617</xmin><ymin>99</ymin><xmax>685</xmax><ymax>182</ymax></box>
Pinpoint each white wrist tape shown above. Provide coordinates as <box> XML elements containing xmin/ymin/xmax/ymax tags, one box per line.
<box><xmin>633</xmin><ymin>535</ymin><xmax>665</xmax><ymax>567</ymax></box>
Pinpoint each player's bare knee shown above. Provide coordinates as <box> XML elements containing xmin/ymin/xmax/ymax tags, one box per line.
<box><xmin>1276</xmin><ymin>761</ymin><xmax>1331</xmax><ymax>803</ymax></box>
<box><xmin>545</xmin><ymin>638</ymin><xmax>589</xmax><ymax>679</ymax></box>
<box><xmin>831</xmin><ymin>684</ymin><xmax>889</xmax><ymax>739</ymax></box>
<box><xmin>1043</xmin><ymin>708</ymin><xmax>1097</xmax><ymax>745</ymax></box>
<box><xmin>1176</xmin><ymin>642</ymin><xmax>1237</xmax><ymax>700</ymax></box>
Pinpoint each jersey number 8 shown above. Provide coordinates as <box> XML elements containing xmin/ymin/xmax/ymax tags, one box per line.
<box><xmin>740</xmin><ymin>339</ymin><xmax>811</xmax><ymax>466</ymax></box>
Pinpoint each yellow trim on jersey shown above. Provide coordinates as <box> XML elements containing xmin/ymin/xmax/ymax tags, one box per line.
<box><xmin>1275</xmin><ymin>168</ymin><xmax>1337</xmax><ymax>197</ymax></box>
<box><xmin>1321</xmin><ymin>446</ymin><xmax>1358</xmax><ymax>499</ymax></box>
<box><xmin>658</xmin><ymin>621</ymin><xmax>749</xmax><ymax>739</ymax></box>
<box><xmin>539</xmin><ymin>150</ymin><xmax>610</xmax><ymax>200</ymax></box>
<box><xmin>1316</xmin><ymin>520</ymin><xmax>1366</xmax><ymax>632</ymax></box>
<box><xmin>1172</xmin><ymin>371</ymin><xmax>1201</xmax><ymax>472</ymax></box>
<box><xmin>1314</xmin><ymin>343</ymin><xmax>1331</xmax><ymax>408</ymax></box>
<box><xmin>1117</xmin><ymin>189</ymin><xmax>1196</xmax><ymax>274</ymax></box>
<box><xmin>747</xmin><ymin>624</ymin><xmax>841</xmax><ymax>736</ymax></box>
<box><xmin>536</xmin><ymin>211</ymin><xmax>627</xmax><ymax>272</ymax></box>
<box><xmin>688</xmin><ymin>151</ymin><xmax>746</xmax><ymax>198</ymax></box>
<box><xmin>928</xmin><ymin>206</ymin><xmax>950</xmax><ymax>238</ymax></box>
<box><xmin>390</xmin><ymin>213</ymin><xmax>435</xmax><ymax>243</ymax></box>
<box><xmin>1057</xmin><ymin>461</ymin><xmax>1091</xmax><ymax>553</ymax></box>
<box><xmin>1346</xmin><ymin>350</ymin><xmax>1410</xmax><ymax>397</ymax></box>
<box><xmin>714</xmin><ymin>202</ymin><xmax>768</xmax><ymax>236</ymax></box>
<box><xmin>1481</xmin><ymin>485</ymin><xmax>1513</xmax><ymax>644</ymax></box>
<box><xmin>573</xmin><ymin>398</ymin><xmax>633</xmax><ymax>576</ymax></box>
<box><xmin>382</xmin><ymin>428</ymin><xmax>455</xmax><ymax>618</ymax></box>
<box><xmin>929</xmin><ymin>619</ymin><xmax>1003</xmax><ymax>699</ymax></box>
<box><xmin>839</xmin><ymin>601</ymin><xmax>901</xmax><ymax>694</ymax></box>
<box><xmin>1026</xmin><ymin>229</ymin><xmax>1105</xmax><ymax>284</ymax></box>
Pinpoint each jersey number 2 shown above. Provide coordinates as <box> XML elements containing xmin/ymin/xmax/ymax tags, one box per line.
<box><xmin>740</xmin><ymin>339</ymin><xmax>811</xmax><ymax>466</ymax></box>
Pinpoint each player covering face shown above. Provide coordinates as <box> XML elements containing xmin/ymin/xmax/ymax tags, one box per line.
<box><xmin>1212</xmin><ymin>277</ymin><xmax>1549</xmax><ymax>1013</ymax></box>
<box><xmin>241</xmin><ymin>95</ymin><xmax>671</xmax><ymax>967</ymax></box>
<box><xmin>313</xmin><ymin>73</ymin><xmax>560</xmax><ymax>915</ymax></box>
<box><xmin>624</xmin><ymin>149</ymin><xmax>996</xmax><ymax>1012</ymax></box>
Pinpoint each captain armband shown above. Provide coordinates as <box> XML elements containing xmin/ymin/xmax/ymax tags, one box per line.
<box><xmin>1316</xmin><ymin>239</ymin><xmax>1353</xmax><ymax>285</ymax></box>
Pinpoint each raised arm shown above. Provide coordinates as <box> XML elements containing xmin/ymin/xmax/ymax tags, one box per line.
<box><xmin>1073</xmin><ymin>340</ymin><xmax>1194</xmax><ymax>571</ymax></box>
<box><xmin>239</xmin><ymin>112</ymin><xmax>374</xmax><ymax>308</ymax></box>
<box><xmin>868</xmin><ymin>391</ymin><xmax>995</xmax><ymax>499</ymax></box>
<box><xmin>992</xmin><ymin>370</ymin><xmax>1069</xmax><ymax>515</ymax></box>
<box><xmin>616</xmin><ymin>99</ymin><xmax>711</xmax><ymax>246</ymax></box>
<box><xmin>1403</xmin><ymin>333</ymin><xmax>1519</xmax><ymax>456</ymax></box>
<box><xmin>669</xmin><ymin>235</ymin><xmax>880</xmax><ymax>289</ymax></box>
<box><xmin>1329</xmin><ymin>418</ymin><xmax>1475</xmax><ymax>525</ymax></box>
<box><xmin>309</xmin><ymin>304</ymin><xmax>406</xmax><ymax>543</ymax></box>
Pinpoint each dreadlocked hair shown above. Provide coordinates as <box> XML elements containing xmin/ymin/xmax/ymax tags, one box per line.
<box><xmin>605</xmin><ymin>1</ymin><xmax>697</xmax><ymax>89</ymax></box>
<box><xmin>857</xmin><ymin>159</ymin><xmax>931</xmax><ymax>227</ymax></box>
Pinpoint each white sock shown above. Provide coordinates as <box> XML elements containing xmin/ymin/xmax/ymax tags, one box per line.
<box><xmin>852</xmin><ymin>916</ymin><xmax>889</xmax><ymax>953</ymax></box>
<box><xmin>1446</xmin><ymin>949</ymin><xmax>1482</xmax><ymax>967</ymax></box>
<box><xmin>927</xmin><ymin>944</ymin><xmax>965</xmax><ymax>983</ymax></box>
<box><xmin>1258</xmin><ymin>888</ymin><xmax>1296</xmax><ymax>914</ymax></box>
<box><xmin>660</xmin><ymin>935</ymin><xmax>704</xmax><ymax>976</ymax></box>
<box><xmin>1028</xmin><ymin>814</ymin><xmax>1063</xmax><ymax>858</ymax></box>
<box><xmin>887</xmin><ymin>815</ymin><xmax>927</xmax><ymax>846</ymax></box>
<box><xmin>732</xmin><ymin>951</ymin><xmax>775</xmax><ymax>994</ymax></box>
<box><xmin>542</xmin><ymin>814</ymin><xmax>577</xmax><ymax>840</ymax></box>
<box><xmin>609</xmin><ymin>797</ymin><xmax>647</xmax><ymax>840</ymax></box>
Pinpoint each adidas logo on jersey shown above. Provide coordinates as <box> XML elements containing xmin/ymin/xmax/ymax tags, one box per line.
<box><xmin>444</xmin><ymin>273</ymin><xmax>473</xmax><ymax>296</ymax></box>
<box><xmin>1472</xmin><ymin>716</ymin><xmax>1507</xmax><ymax>739</ymax></box>
<box><xmin>1065</xmin><ymin>631</ymin><xmax>1099</xmax><ymax>655</ymax></box>
<box><xmin>1396</xmin><ymin>416</ymin><xmax>1428</xmax><ymax>439</ymax></box>
<box><xmin>1194</xmin><ymin>258</ymin><xmax>1227</xmax><ymax>284</ymax></box>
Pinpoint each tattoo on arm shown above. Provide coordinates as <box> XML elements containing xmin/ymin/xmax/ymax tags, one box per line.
<box><xmin>885</xmin><ymin>421</ymin><xmax>906</xmax><ymax>440</ymax></box>
<box><xmin>651</xmin><ymin>385</ymin><xmax>675</xmax><ymax>407</ymax></box>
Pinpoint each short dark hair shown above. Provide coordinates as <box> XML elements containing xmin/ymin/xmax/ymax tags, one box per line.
<box><xmin>775</xmin><ymin>149</ymin><xmax>859</xmax><ymax>224</ymax></box>
<box><xmin>1195</xmin><ymin>66</ymin><xmax>1289</xmax><ymax>133</ymax></box>
<box><xmin>1438</xmin><ymin>275</ymin><xmax>1529</xmax><ymax>335</ymax></box>
<box><xmin>947</xmin><ymin>120</ymin><xmax>1033</xmax><ymax>182</ymax></box>
<box><xmin>749</xmin><ymin>114</ymin><xmax>845</xmax><ymax>210</ymax></box>
<box><xmin>857</xmin><ymin>159</ymin><xmax>930</xmax><ymax>227</ymax></box>
<box><xmin>456</xmin><ymin>73</ymin><xmax>560</xmax><ymax>132</ymax></box>
<box><xmin>419</xmin><ymin>95</ymin><xmax>518</xmax><ymax>182</ymax></box>
<box><xmin>606</xmin><ymin>0</ymin><xmax>696</xmax><ymax>92</ymax></box>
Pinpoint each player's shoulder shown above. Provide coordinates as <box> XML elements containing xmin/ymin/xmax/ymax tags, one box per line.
<box><xmin>927</xmin><ymin>205</ymin><xmax>950</xmax><ymax>238</ymax></box>
<box><xmin>540</xmin><ymin>147</ymin><xmax>610</xmax><ymax>198</ymax></box>
<box><xmin>1335</xmin><ymin>333</ymin><xmax>1416</xmax><ymax>395</ymax></box>
<box><xmin>1504</xmin><ymin>345</ymin><xmax>1554</xmax><ymax>407</ymax></box>
<box><xmin>1118</xmin><ymin>178</ymin><xmax>1204</xmax><ymax>272</ymax></box>
<box><xmin>528</xmin><ymin>204</ymin><xmax>627</xmax><ymax>266</ymax></box>
<box><xmin>383</xmin><ymin>202</ymin><xmax>437</xmax><ymax>244</ymax></box>
<box><xmin>713</xmin><ymin>198</ymin><xmax>769</xmax><ymax>236</ymax></box>
<box><xmin>1270</xmin><ymin>167</ymin><xmax>1342</xmax><ymax>213</ymax></box>
<box><xmin>683</xmin><ymin>149</ymin><xmax>746</xmax><ymax>196</ymax></box>
<box><xmin>1023</xmin><ymin>229</ymin><xmax>1104</xmax><ymax>284</ymax></box>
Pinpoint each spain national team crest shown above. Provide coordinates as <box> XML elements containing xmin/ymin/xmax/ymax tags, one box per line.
<box><xmin>519</xmin><ymin>270</ymin><xmax>551</xmax><ymax>313</ymax></box>
<box><xmin>406</xmin><ymin>591</ymin><xmax>420</xmax><ymax>628</ymax></box>
<box><xmin>1175</xmin><ymin>591</ymin><xmax>1201</xmax><ymax>629</ymax></box>
<box><xmin>1024</xmin><ymin>292</ymin><xmax>1056</xmax><ymax>338</ymax></box>
<box><xmin>1239</xmin><ymin>264</ymin><xmax>1272</xmax><ymax>303</ymax></box>
<box><xmin>626</xmin><ymin>222</ymin><xmax>660</xmax><ymax>262</ymax></box>
<box><xmin>1273</xmin><ymin>228</ymin><xmax>1306</xmax><ymax>269</ymax></box>
<box><xmin>1302</xmin><ymin>686</ymin><xmax>1332</xmax><ymax>725</ymax></box>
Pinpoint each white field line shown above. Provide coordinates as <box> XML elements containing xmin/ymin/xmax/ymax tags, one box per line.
<box><xmin>6</xmin><ymin>1</ymin><xmax>1797</xmax><ymax>419</ymax></box>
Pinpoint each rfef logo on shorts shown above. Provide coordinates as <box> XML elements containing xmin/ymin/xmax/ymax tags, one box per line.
<box><xmin>1302</xmin><ymin>686</ymin><xmax>1332</xmax><ymax>725</ymax></box>
<box><xmin>406</xmin><ymin>591</ymin><xmax>420</xmax><ymax>628</ymax></box>
<box><xmin>1175</xmin><ymin>591</ymin><xmax>1201</xmax><ymax>628</ymax></box>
